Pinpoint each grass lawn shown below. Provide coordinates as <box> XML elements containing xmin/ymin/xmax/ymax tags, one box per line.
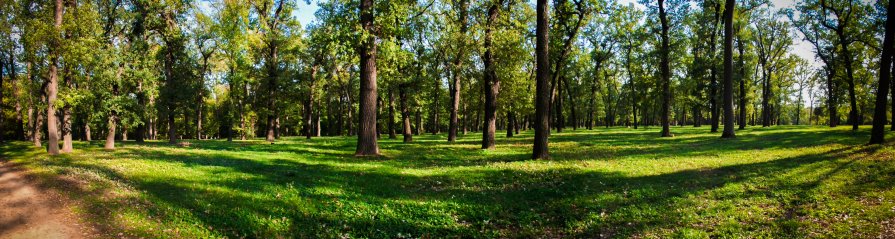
<box><xmin>2</xmin><ymin>126</ymin><xmax>895</xmax><ymax>238</ymax></box>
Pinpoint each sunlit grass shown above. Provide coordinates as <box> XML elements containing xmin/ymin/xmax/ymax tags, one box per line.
<box><xmin>2</xmin><ymin>126</ymin><xmax>894</xmax><ymax>238</ymax></box>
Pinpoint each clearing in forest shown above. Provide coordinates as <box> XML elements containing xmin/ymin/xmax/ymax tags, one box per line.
<box><xmin>1</xmin><ymin>126</ymin><xmax>894</xmax><ymax>238</ymax></box>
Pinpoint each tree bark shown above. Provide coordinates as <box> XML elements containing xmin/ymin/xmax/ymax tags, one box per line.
<box><xmin>533</xmin><ymin>0</ymin><xmax>551</xmax><ymax>159</ymax></box>
<box><xmin>400</xmin><ymin>85</ymin><xmax>412</xmax><ymax>143</ymax></box>
<box><xmin>659</xmin><ymin>0</ymin><xmax>673</xmax><ymax>137</ymax></box>
<box><xmin>46</xmin><ymin>0</ymin><xmax>63</xmax><ymax>154</ymax></box>
<box><xmin>105</xmin><ymin>111</ymin><xmax>117</xmax><ymax>149</ymax></box>
<box><xmin>167</xmin><ymin>112</ymin><xmax>176</xmax><ymax>144</ymax></box>
<box><xmin>870</xmin><ymin>0</ymin><xmax>894</xmax><ymax>144</ymax></box>
<box><xmin>306</xmin><ymin>66</ymin><xmax>317</xmax><ymax>139</ymax></box>
<box><xmin>388</xmin><ymin>88</ymin><xmax>397</xmax><ymax>139</ymax></box>
<box><xmin>355</xmin><ymin>0</ymin><xmax>379</xmax><ymax>156</ymax></box>
<box><xmin>720</xmin><ymin>0</ymin><xmax>735</xmax><ymax>138</ymax></box>
<box><xmin>448</xmin><ymin>0</ymin><xmax>469</xmax><ymax>142</ymax></box>
<box><xmin>737</xmin><ymin>36</ymin><xmax>747</xmax><ymax>130</ymax></box>
<box><xmin>482</xmin><ymin>2</ymin><xmax>500</xmax><ymax>149</ymax></box>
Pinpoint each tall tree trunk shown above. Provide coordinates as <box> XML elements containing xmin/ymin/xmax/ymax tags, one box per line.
<box><xmin>266</xmin><ymin>47</ymin><xmax>278</xmax><ymax>142</ymax></box>
<box><xmin>448</xmin><ymin>0</ymin><xmax>469</xmax><ymax>142</ymax></box>
<box><xmin>355</xmin><ymin>0</ymin><xmax>379</xmax><ymax>156</ymax></box>
<box><xmin>626</xmin><ymin>49</ymin><xmax>639</xmax><ymax>129</ymax></box>
<box><xmin>533</xmin><ymin>0</ymin><xmax>550</xmax><ymax>159</ymax></box>
<box><xmin>840</xmin><ymin>39</ymin><xmax>858</xmax><ymax>131</ymax></box>
<box><xmin>720</xmin><ymin>0</ymin><xmax>735</xmax><ymax>138</ymax></box>
<box><xmin>870</xmin><ymin>0</ymin><xmax>894</xmax><ymax>144</ymax></box>
<box><xmin>709</xmin><ymin>3</ymin><xmax>721</xmax><ymax>133</ymax></box>
<box><xmin>563</xmin><ymin>74</ymin><xmax>577</xmax><ymax>131</ymax></box>
<box><xmin>46</xmin><ymin>0</ymin><xmax>63</xmax><ymax>154</ymax></box>
<box><xmin>659</xmin><ymin>0</ymin><xmax>673</xmax><ymax>137</ymax></box>
<box><xmin>482</xmin><ymin>3</ymin><xmax>500</xmax><ymax>149</ymax></box>
<box><xmin>136</xmin><ymin>81</ymin><xmax>146</xmax><ymax>142</ymax></box>
<box><xmin>737</xmin><ymin>36</ymin><xmax>747</xmax><ymax>130</ymax></box>
<box><xmin>305</xmin><ymin>68</ymin><xmax>317</xmax><ymax>139</ymax></box>
<box><xmin>0</xmin><ymin>53</ymin><xmax>4</xmax><ymax>142</ymax></box>
<box><xmin>827</xmin><ymin>60</ymin><xmax>838</xmax><ymax>127</ymax></box>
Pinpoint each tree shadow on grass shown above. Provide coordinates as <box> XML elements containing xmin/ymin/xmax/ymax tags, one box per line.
<box><xmin>1</xmin><ymin>127</ymin><xmax>892</xmax><ymax>238</ymax></box>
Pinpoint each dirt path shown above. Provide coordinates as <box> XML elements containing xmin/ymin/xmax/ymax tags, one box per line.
<box><xmin>0</xmin><ymin>162</ymin><xmax>91</xmax><ymax>239</ymax></box>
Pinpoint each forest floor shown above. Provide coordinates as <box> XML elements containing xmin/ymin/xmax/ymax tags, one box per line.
<box><xmin>1</xmin><ymin>126</ymin><xmax>895</xmax><ymax>238</ymax></box>
<box><xmin>0</xmin><ymin>161</ymin><xmax>96</xmax><ymax>239</ymax></box>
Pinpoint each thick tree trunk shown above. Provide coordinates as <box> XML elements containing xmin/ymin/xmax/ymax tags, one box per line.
<box><xmin>105</xmin><ymin>112</ymin><xmax>117</xmax><ymax>150</ymax></box>
<box><xmin>355</xmin><ymin>0</ymin><xmax>379</xmax><ymax>156</ymax></box>
<box><xmin>870</xmin><ymin>0</ymin><xmax>894</xmax><ymax>144</ymax></box>
<box><xmin>533</xmin><ymin>0</ymin><xmax>550</xmax><ymax>159</ymax></box>
<box><xmin>46</xmin><ymin>0</ymin><xmax>63</xmax><ymax>154</ymax></box>
<box><xmin>85</xmin><ymin>122</ymin><xmax>91</xmax><ymax>141</ymax></box>
<box><xmin>0</xmin><ymin>54</ymin><xmax>4</xmax><ymax>142</ymax></box>
<box><xmin>482</xmin><ymin>3</ymin><xmax>500</xmax><ymax>149</ymax></box>
<box><xmin>659</xmin><ymin>0</ymin><xmax>673</xmax><ymax>137</ymax></box>
<box><xmin>720</xmin><ymin>0</ymin><xmax>735</xmax><ymax>138</ymax></box>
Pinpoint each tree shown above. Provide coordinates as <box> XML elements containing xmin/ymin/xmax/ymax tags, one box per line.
<box><xmin>46</xmin><ymin>0</ymin><xmax>63</xmax><ymax>155</ymax></box>
<box><xmin>447</xmin><ymin>0</ymin><xmax>469</xmax><ymax>142</ymax></box>
<box><xmin>753</xmin><ymin>11</ymin><xmax>791</xmax><ymax>127</ymax></box>
<box><xmin>533</xmin><ymin>0</ymin><xmax>551</xmax><ymax>159</ymax></box>
<box><xmin>355</xmin><ymin>0</ymin><xmax>379</xmax><ymax>156</ymax></box>
<box><xmin>481</xmin><ymin>0</ymin><xmax>503</xmax><ymax>149</ymax></box>
<box><xmin>870</xmin><ymin>0</ymin><xmax>894</xmax><ymax>144</ymax></box>
<box><xmin>658</xmin><ymin>0</ymin><xmax>672</xmax><ymax>137</ymax></box>
<box><xmin>720</xmin><ymin>0</ymin><xmax>735</xmax><ymax>138</ymax></box>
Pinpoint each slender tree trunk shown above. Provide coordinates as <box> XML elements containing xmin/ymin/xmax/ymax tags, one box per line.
<box><xmin>388</xmin><ymin>88</ymin><xmax>397</xmax><ymax>139</ymax></box>
<box><xmin>840</xmin><ymin>40</ymin><xmax>858</xmax><ymax>131</ymax></box>
<box><xmin>709</xmin><ymin>3</ymin><xmax>721</xmax><ymax>133</ymax></box>
<box><xmin>533</xmin><ymin>0</ymin><xmax>550</xmax><ymax>159</ymax></box>
<box><xmin>448</xmin><ymin>0</ymin><xmax>469</xmax><ymax>142</ymax></box>
<box><xmin>506</xmin><ymin>112</ymin><xmax>515</xmax><ymax>137</ymax></box>
<box><xmin>870</xmin><ymin>0</ymin><xmax>894</xmax><ymax>144</ymax></box>
<box><xmin>266</xmin><ymin>48</ymin><xmax>278</xmax><ymax>142</ymax></box>
<box><xmin>167</xmin><ymin>112</ymin><xmax>176</xmax><ymax>144</ymax></box>
<box><xmin>563</xmin><ymin>74</ymin><xmax>577</xmax><ymax>131</ymax></box>
<box><xmin>400</xmin><ymin>86</ymin><xmax>412</xmax><ymax>143</ymax></box>
<box><xmin>659</xmin><ymin>0</ymin><xmax>673</xmax><ymax>137</ymax></box>
<box><xmin>355</xmin><ymin>0</ymin><xmax>379</xmax><ymax>156</ymax></box>
<box><xmin>737</xmin><ymin>36</ymin><xmax>747</xmax><ymax>130</ymax></box>
<box><xmin>720</xmin><ymin>0</ymin><xmax>735</xmax><ymax>138</ymax></box>
<box><xmin>827</xmin><ymin>65</ymin><xmax>838</xmax><ymax>127</ymax></box>
<box><xmin>305</xmin><ymin>68</ymin><xmax>316</xmax><ymax>139</ymax></box>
